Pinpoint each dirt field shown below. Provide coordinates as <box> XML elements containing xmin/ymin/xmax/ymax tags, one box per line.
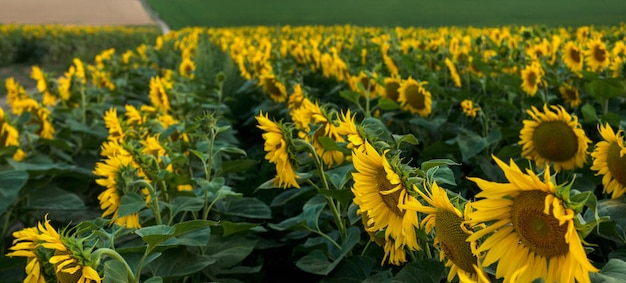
<box><xmin>0</xmin><ymin>0</ymin><xmax>155</xmax><ymax>26</ymax></box>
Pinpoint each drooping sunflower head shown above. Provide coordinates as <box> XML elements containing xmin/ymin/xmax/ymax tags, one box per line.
<box><xmin>398</xmin><ymin>77</ymin><xmax>432</xmax><ymax>117</ymax></box>
<box><xmin>255</xmin><ymin>111</ymin><xmax>300</xmax><ymax>189</ymax></box>
<box><xmin>519</xmin><ymin>104</ymin><xmax>590</xmax><ymax>172</ymax></box>
<box><xmin>585</xmin><ymin>38</ymin><xmax>610</xmax><ymax>71</ymax></box>
<box><xmin>148</xmin><ymin>77</ymin><xmax>171</xmax><ymax>112</ymax></box>
<box><xmin>590</xmin><ymin>123</ymin><xmax>626</xmax><ymax>198</ymax></box>
<box><xmin>467</xmin><ymin>155</ymin><xmax>599</xmax><ymax>283</ymax></box>
<box><xmin>559</xmin><ymin>82</ymin><xmax>582</xmax><ymax>108</ymax></box>
<box><xmin>611</xmin><ymin>56</ymin><xmax>626</xmax><ymax>79</ymax></box>
<box><xmin>401</xmin><ymin>182</ymin><xmax>487</xmax><ymax>282</ymax></box>
<box><xmin>259</xmin><ymin>73</ymin><xmax>287</xmax><ymax>103</ymax></box>
<box><xmin>444</xmin><ymin>58</ymin><xmax>462</xmax><ymax>88</ymax></box>
<box><xmin>351</xmin><ymin>141</ymin><xmax>420</xmax><ymax>253</ymax></box>
<box><xmin>562</xmin><ymin>41</ymin><xmax>584</xmax><ymax>72</ymax></box>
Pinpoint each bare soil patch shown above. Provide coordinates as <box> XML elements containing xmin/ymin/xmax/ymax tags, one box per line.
<box><xmin>0</xmin><ymin>0</ymin><xmax>155</xmax><ymax>26</ymax></box>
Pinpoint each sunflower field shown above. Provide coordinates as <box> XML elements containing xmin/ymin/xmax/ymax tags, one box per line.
<box><xmin>1</xmin><ymin>23</ymin><xmax>626</xmax><ymax>283</ymax></box>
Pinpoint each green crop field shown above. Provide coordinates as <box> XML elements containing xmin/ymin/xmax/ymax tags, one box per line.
<box><xmin>146</xmin><ymin>0</ymin><xmax>626</xmax><ymax>29</ymax></box>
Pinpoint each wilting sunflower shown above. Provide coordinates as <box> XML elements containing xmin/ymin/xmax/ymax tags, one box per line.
<box><xmin>559</xmin><ymin>83</ymin><xmax>582</xmax><ymax>108</ymax></box>
<box><xmin>519</xmin><ymin>104</ymin><xmax>590</xmax><ymax>172</ymax></box>
<box><xmin>400</xmin><ymin>182</ymin><xmax>488</xmax><ymax>282</ymax></box>
<box><xmin>444</xmin><ymin>58</ymin><xmax>462</xmax><ymax>88</ymax></box>
<box><xmin>585</xmin><ymin>38</ymin><xmax>610</xmax><ymax>72</ymax></box>
<box><xmin>520</xmin><ymin>62</ymin><xmax>542</xmax><ymax>96</ymax></box>
<box><xmin>351</xmin><ymin>141</ymin><xmax>420</xmax><ymax>259</ymax></box>
<box><xmin>562</xmin><ymin>41</ymin><xmax>584</xmax><ymax>72</ymax></box>
<box><xmin>467</xmin><ymin>156</ymin><xmax>599</xmax><ymax>283</ymax></box>
<box><xmin>256</xmin><ymin>111</ymin><xmax>300</xmax><ymax>189</ymax></box>
<box><xmin>590</xmin><ymin>123</ymin><xmax>626</xmax><ymax>198</ymax></box>
<box><xmin>398</xmin><ymin>77</ymin><xmax>432</xmax><ymax>117</ymax></box>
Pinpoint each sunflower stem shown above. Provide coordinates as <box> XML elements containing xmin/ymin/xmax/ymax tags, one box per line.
<box><xmin>131</xmin><ymin>179</ymin><xmax>162</xmax><ymax>225</ymax></box>
<box><xmin>306</xmin><ymin>226</ymin><xmax>342</xmax><ymax>251</ymax></box>
<box><xmin>91</xmin><ymin>248</ymin><xmax>137</xmax><ymax>282</ymax></box>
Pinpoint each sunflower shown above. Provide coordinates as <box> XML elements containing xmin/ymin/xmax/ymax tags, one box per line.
<box><xmin>444</xmin><ymin>58</ymin><xmax>462</xmax><ymax>88</ymax></box>
<box><xmin>562</xmin><ymin>41</ymin><xmax>584</xmax><ymax>72</ymax></box>
<box><xmin>559</xmin><ymin>83</ymin><xmax>582</xmax><ymax>108</ymax></box>
<box><xmin>31</xmin><ymin>66</ymin><xmax>56</xmax><ymax>106</ymax></box>
<box><xmin>400</xmin><ymin>182</ymin><xmax>488</xmax><ymax>282</ymax></box>
<box><xmin>519</xmin><ymin>104</ymin><xmax>590</xmax><ymax>172</ymax></box>
<box><xmin>460</xmin><ymin>99</ymin><xmax>480</xmax><ymax>118</ymax></box>
<box><xmin>590</xmin><ymin>123</ymin><xmax>626</xmax><ymax>198</ymax></box>
<box><xmin>148</xmin><ymin>77</ymin><xmax>171</xmax><ymax>112</ymax></box>
<box><xmin>256</xmin><ymin>111</ymin><xmax>300</xmax><ymax>189</ymax></box>
<box><xmin>383</xmin><ymin>76</ymin><xmax>401</xmax><ymax>101</ymax></box>
<box><xmin>179</xmin><ymin>57</ymin><xmax>196</xmax><ymax>79</ymax></box>
<box><xmin>351</xmin><ymin>141</ymin><xmax>420</xmax><ymax>261</ymax></box>
<box><xmin>468</xmin><ymin>156</ymin><xmax>598</xmax><ymax>282</ymax></box>
<box><xmin>398</xmin><ymin>77</ymin><xmax>432</xmax><ymax>117</ymax></box>
<box><xmin>610</xmin><ymin>56</ymin><xmax>625</xmax><ymax>79</ymax></box>
<box><xmin>520</xmin><ymin>62</ymin><xmax>542</xmax><ymax>96</ymax></box>
<box><xmin>259</xmin><ymin>73</ymin><xmax>287</xmax><ymax>103</ymax></box>
<box><xmin>38</xmin><ymin>217</ymin><xmax>102</xmax><ymax>283</ymax></box>
<box><xmin>335</xmin><ymin>109</ymin><xmax>365</xmax><ymax>150</ymax></box>
<box><xmin>585</xmin><ymin>38</ymin><xmax>610</xmax><ymax>72</ymax></box>
<box><xmin>5</xmin><ymin>227</ymin><xmax>48</xmax><ymax>283</ymax></box>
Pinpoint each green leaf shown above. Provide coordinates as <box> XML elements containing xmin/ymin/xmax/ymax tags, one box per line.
<box><xmin>596</xmin><ymin>198</ymin><xmax>626</xmax><ymax>230</ymax></box>
<box><xmin>319</xmin><ymin>190</ymin><xmax>355</xmax><ymax>207</ymax></box>
<box><xmin>118</xmin><ymin>192</ymin><xmax>146</xmax><ymax>217</ymax></box>
<box><xmin>421</xmin><ymin>159</ymin><xmax>460</xmax><ymax>172</ymax></box>
<box><xmin>581</xmin><ymin>103</ymin><xmax>599</xmax><ymax>123</ymax></box>
<box><xmin>103</xmin><ymin>260</ymin><xmax>131</xmax><ymax>283</ymax></box>
<box><xmin>456</xmin><ymin>129</ymin><xmax>489</xmax><ymax>161</ymax></box>
<box><xmin>135</xmin><ymin>225</ymin><xmax>176</xmax><ymax>248</ymax></box>
<box><xmin>340</xmin><ymin>90</ymin><xmax>362</xmax><ymax>105</ymax></box>
<box><xmin>27</xmin><ymin>187</ymin><xmax>85</xmax><ymax>210</ymax></box>
<box><xmin>585</xmin><ymin>78</ymin><xmax>624</xmax><ymax>101</ymax></box>
<box><xmin>205</xmin><ymin>235</ymin><xmax>257</xmax><ymax>269</ymax></box>
<box><xmin>221</xmin><ymin>221</ymin><xmax>264</xmax><ymax>237</ymax></box>
<box><xmin>7</xmin><ymin>159</ymin><xmax>93</xmax><ymax>178</ymax></box>
<box><xmin>222</xmin><ymin>197</ymin><xmax>271</xmax><ymax>219</ymax></box>
<box><xmin>377</xmin><ymin>98</ymin><xmax>399</xmax><ymax>110</ymax></box>
<box><xmin>296</xmin><ymin>227</ymin><xmax>361</xmax><ymax>275</ymax></box>
<box><xmin>325</xmin><ymin>164</ymin><xmax>355</xmax><ymax>190</ymax></box>
<box><xmin>589</xmin><ymin>258</ymin><xmax>626</xmax><ymax>282</ymax></box>
<box><xmin>322</xmin><ymin>256</ymin><xmax>376</xmax><ymax>283</ymax></box>
<box><xmin>221</xmin><ymin>159</ymin><xmax>258</xmax><ymax>173</ymax></box>
<box><xmin>317</xmin><ymin>136</ymin><xmax>348</xmax><ymax>153</ymax></box>
<box><xmin>426</xmin><ymin>166</ymin><xmax>457</xmax><ymax>186</ymax></box>
<box><xmin>392</xmin><ymin>133</ymin><xmax>419</xmax><ymax>148</ymax></box>
<box><xmin>393</xmin><ymin>259</ymin><xmax>446</xmax><ymax>283</ymax></box>
<box><xmin>170</xmin><ymin>196</ymin><xmax>204</xmax><ymax>218</ymax></box>
<box><xmin>144</xmin><ymin>277</ymin><xmax>163</xmax><ymax>283</ymax></box>
<box><xmin>136</xmin><ymin>220</ymin><xmax>215</xmax><ymax>248</ymax></box>
<box><xmin>0</xmin><ymin>170</ymin><xmax>28</xmax><ymax>215</ymax></box>
<box><xmin>362</xmin><ymin>117</ymin><xmax>392</xmax><ymax>141</ymax></box>
<box><xmin>150</xmin><ymin>248</ymin><xmax>216</xmax><ymax>277</ymax></box>
<box><xmin>602</xmin><ymin>112</ymin><xmax>621</xmax><ymax>128</ymax></box>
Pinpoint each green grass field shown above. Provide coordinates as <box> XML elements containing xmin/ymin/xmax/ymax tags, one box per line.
<box><xmin>146</xmin><ymin>0</ymin><xmax>626</xmax><ymax>29</ymax></box>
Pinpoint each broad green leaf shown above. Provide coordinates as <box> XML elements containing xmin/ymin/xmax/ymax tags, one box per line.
<box><xmin>221</xmin><ymin>159</ymin><xmax>258</xmax><ymax>173</ymax></box>
<box><xmin>581</xmin><ymin>103</ymin><xmax>599</xmax><ymax>124</ymax></box>
<box><xmin>596</xmin><ymin>199</ymin><xmax>626</xmax><ymax>230</ymax></box>
<box><xmin>150</xmin><ymin>248</ymin><xmax>216</xmax><ymax>277</ymax></box>
<box><xmin>362</xmin><ymin>117</ymin><xmax>392</xmax><ymax>141</ymax></box>
<box><xmin>602</xmin><ymin>112</ymin><xmax>621</xmax><ymax>128</ymax></box>
<box><xmin>170</xmin><ymin>196</ymin><xmax>204</xmax><ymax>217</ymax></box>
<box><xmin>392</xmin><ymin>133</ymin><xmax>419</xmax><ymax>148</ymax></box>
<box><xmin>426</xmin><ymin>166</ymin><xmax>457</xmax><ymax>186</ymax></box>
<box><xmin>296</xmin><ymin>227</ymin><xmax>361</xmax><ymax>275</ymax></box>
<box><xmin>318</xmin><ymin>190</ymin><xmax>355</xmax><ymax>207</ymax></box>
<box><xmin>103</xmin><ymin>260</ymin><xmax>131</xmax><ymax>283</ymax></box>
<box><xmin>268</xmin><ymin>214</ymin><xmax>306</xmax><ymax>231</ymax></box>
<box><xmin>221</xmin><ymin>221</ymin><xmax>264</xmax><ymax>237</ymax></box>
<box><xmin>136</xmin><ymin>220</ymin><xmax>216</xmax><ymax>248</ymax></box>
<box><xmin>340</xmin><ymin>90</ymin><xmax>362</xmax><ymax>105</ymax></box>
<box><xmin>270</xmin><ymin>186</ymin><xmax>314</xmax><ymax>207</ymax></box>
<box><xmin>117</xmin><ymin>192</ymin><xmax>146</xmax><ymax>217</ymax></box>
<box><xmin>589</xmin><ymin>258</ymin><xmax>626</xmax><ymax>282</ymax></box>
<box><xmin>135</xmin><ymin>225</ymin><xmax>176</xmax><ymax>248</ymax></box>
<box><xmin>303</xmin><ymin>202</ymin><xmax>327</xmax><ymax>230</ymax></box>
<box><xmin>421</xmin><ymin>159</ymin><xmax>460</xmax><ymax>172</ymax></box>
<box><xmin>585</xmin><ymin>78</ymin><xmax>624</xmax><ymax>101</ymax></box>
<box><xmin>377</xmin><ymin>98</ymin><xmax>400</xmax><ymax>110</ymax></box>
<box><xmin>27</xmin><ymin>187</ymin><xmax>85</xmax><ymax>210</ymax></box>
<box><xmin>0</xmin><ymin>170</ymin><xmax>28</xmax><ymax>214</ymax></box>
<box><xmin>7</xmin><ymin>159</ymin><xmax>93</xmax><ymax>178</ymax></box>
<box><xmin>456</xmin><ymin>129</ymin><xmax>489</xmax><ymax>161</ymax></box>
<box><xmin>325</xmin><ymin>164</ymin><xmax>355</xmax><ymax>190</ymax></box>
<box><xmin>144</xmin><ymin>277</ymin><xmax>163</xmax><ymax>283</ymax></box>
<box><xmin>317</xmin><ymin>136</ymin><xmax>348</xmax><ymax>153</ymax></box>
<box><xmin>393</xmin><ymin>259</ymin><xmax>446</xmax><ymax>283</ymax></box>
<box><xmin>205</xmin><ymin>235</ymin><xmax>257</xmax><ymax>269</ymax></box>
<box><xmin>174</xmin><ymin>226</ymin><xmax>211</xmax><ymax>246</ymax></box>
<box><xmin>222</xmin><ymin>197</ymin><xmax>271</xmax><ymax>219</ymax></box>
<box><xmin>322</xmin><ymin>256</ymin><xmax>376</xmax><ymax>283</ymax></box>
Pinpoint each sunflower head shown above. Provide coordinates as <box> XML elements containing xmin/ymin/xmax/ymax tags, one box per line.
<box><xmin>383</xmin><ymin>76</ymin><xmax>401</xmax><ymax>101</ymax></box>
<box><xmin>562</xmin><ymin>41</ymin><xmax>584</xmax><ymax>72</ymax></box>
<box><xmin>519</xmin><ymin>104</ymin><xmax>590</xmax><ymax>172</ymax></box>
<box><xmin>520</xmin><ymin>62</ymin><xmax>543</xmax><ymax>96</ymax></box>
<box><xmin>467</xmin><ymin>155</ymin><xmax>599</xmax><ymax>283</ymax></box>
<box><xmin>259</xmin><ymin>73</ymin><xmax>287</xmax><ymax>103</ymax></box>
<box><xmin>398</xmin><ymin>77</ymin><xmax>432</xmax><ymax>117</ymax></box>
<box><xmin>559</xmin><ymin>83</ymin><xmax>582</xmax><ymax>108</ymax></box>
<box><xmin>585</xmin><ymin>38</ymin><xmax>610</xmax><ymax>71</ymax></box>
<box><xmin>591</xmin><ymin>123</ymin><xmax>626</xmax><ymax>198</ymax></box>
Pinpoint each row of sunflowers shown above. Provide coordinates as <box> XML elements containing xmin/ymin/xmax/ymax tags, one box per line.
<box><xmin>1</xmin><ymin>23</ymin><xmax>626</xmax><ymax>282</ymax></box>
